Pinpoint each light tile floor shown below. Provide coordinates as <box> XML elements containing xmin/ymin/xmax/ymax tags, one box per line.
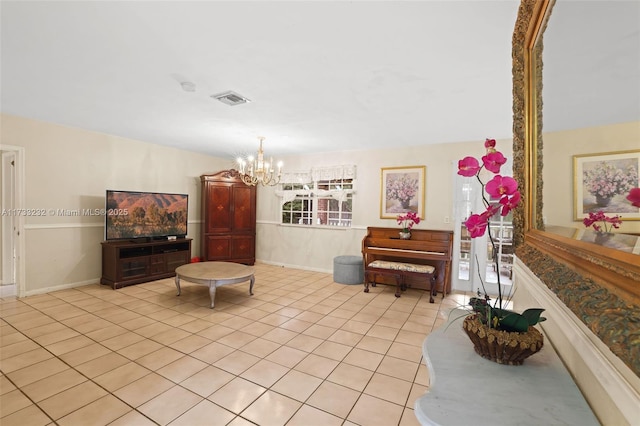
<box><xmin>0</xmin><ymin>263</ymin><xmax>471</xmax><ymax>426</ymax></box>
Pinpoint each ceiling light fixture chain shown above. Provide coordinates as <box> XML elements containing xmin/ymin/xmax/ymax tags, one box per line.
<box><xmin>236</xmin><ymin>137</ymin><xmax>283</xmax><ymax>187</ymax></box>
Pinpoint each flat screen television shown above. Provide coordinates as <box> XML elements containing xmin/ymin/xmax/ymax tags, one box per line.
<box><xmin>105</xmin><ymin>190</ymin><xmax>188</xmax><ymax>241</ymax></box>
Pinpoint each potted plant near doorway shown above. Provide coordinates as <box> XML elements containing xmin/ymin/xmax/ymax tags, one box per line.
<box><xmin>456</xmin><ymin>138</ymin><xmax>546</xmax><ymax>365</ymax></box>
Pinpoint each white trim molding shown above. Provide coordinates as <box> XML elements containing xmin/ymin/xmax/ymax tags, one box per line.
<box><xmin>24</xmin><ymin>222</ymin><xmax>103</xmax><ymax>230</ymax></box>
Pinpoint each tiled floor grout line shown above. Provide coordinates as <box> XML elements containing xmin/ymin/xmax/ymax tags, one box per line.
<box><xmin>1</xmin><ymin>303</ymin><xmax>168</xmax><ymax>425</ymax></box>
<box><xmin>0</xmin><ymin>323</ymin><xmax>60</xmax><ymax>425</ymax></box>
<box><xmin>198</xmin><ymin>282</ymin><xmax>422</xmax><ymax>424</ymax></box>
<box><xmin>6</xmin><ymin>295</ymin><xmax>403</xmax><ymax>425</ymax></box>
<box><xmin>1</xmin><ymin>265</ymin><xmax>469</xmax><ymax>426</ymax></box>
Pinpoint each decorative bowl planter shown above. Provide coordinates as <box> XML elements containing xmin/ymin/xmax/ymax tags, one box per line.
<box><xmin>399</xmin><ymin>231</ymin><xmax>411</xmax><ymax>240</ymax></box>
<box><xmin>462</xmin><ymin>314</ymin><xmax>544</xmax><ymax>365</ymax></box>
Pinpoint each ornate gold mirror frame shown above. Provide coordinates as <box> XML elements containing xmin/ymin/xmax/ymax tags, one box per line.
<box><xmin>512</xmin><ymin>0</ymin><xmax>640</xmax><ymax>376</ymax></box>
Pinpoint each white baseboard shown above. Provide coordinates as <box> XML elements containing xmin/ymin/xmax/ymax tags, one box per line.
<box><xmin>0</xmin><ymin>284</ymin><xmax>17</xmax><ymax>298</ymax></box>
<box><xmin>22</xmin><ymin>278</ymin><xmax>101</xmax><ymax>297</ymax></box>
<box><xmin>256</xmin><ymin>259</ymin><xmax>332</xmax><ymax>275</ymax></box>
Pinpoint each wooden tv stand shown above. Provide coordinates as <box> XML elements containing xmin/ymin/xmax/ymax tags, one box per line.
<box><xmin>101</xmin><ymin>238</ymin><xmax>192</xmax><ymax>289</ymax></box>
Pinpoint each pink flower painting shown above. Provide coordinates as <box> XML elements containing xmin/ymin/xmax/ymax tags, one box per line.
<box><xmin>381</xmin><ymin>166</ymin><xmax>425</xmax><ymax>217</ymax></box>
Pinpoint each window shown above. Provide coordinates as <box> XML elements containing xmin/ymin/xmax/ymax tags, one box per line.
<box><xmin>281</xmin><ymin>183</ymin><xmax>313</xmax><ymax>225</ymax></box>
<box><xmin>277</xmin><ymin>165</ymin><xmax>356</xmax><ymax>227</ymax></box>
<box><xmin>316</xmin><ymin>178</ymin><xmax>353</xmax><ymax>227</ymax></box>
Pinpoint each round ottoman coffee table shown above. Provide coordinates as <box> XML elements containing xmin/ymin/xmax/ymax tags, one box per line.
<box><xmin>175</xmin><ymin>261</ymin><xmax>255</xmax><ymax>308</ymax></box>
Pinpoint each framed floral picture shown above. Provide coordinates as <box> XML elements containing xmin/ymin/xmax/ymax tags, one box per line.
<box><xmin>380</xmin><ymin>165</ymin><xmax>425</xmax><ymax>219</ymax></box>
<box><xmin>573</xmin><ymin>149</ymin><xmax>640</xmax><ymax>221</ymax></box>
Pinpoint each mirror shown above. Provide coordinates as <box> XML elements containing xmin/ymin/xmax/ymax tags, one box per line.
<box><xmin>512</xmin><ymin>0</ymin><xmax>640</xmax><ymax>377</ymax></box>
<box><xmin>541</xmin><ymin>1</ymin><xmax>640</xmax><ymax>248</ymax></box>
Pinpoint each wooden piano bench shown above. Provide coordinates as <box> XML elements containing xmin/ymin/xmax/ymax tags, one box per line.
<box><xmin>364</xmin><ymin>260</ymin><xmax>438</xmax><ymax>302</ymax></box>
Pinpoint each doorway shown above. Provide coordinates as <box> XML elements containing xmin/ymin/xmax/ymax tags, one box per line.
<box><xmin>451</xmin><ymin>166</ymin><xmax>514</xmax><ymax>298</ymax></box>
<box><xmin>1</xmin><ymin>145</ymin><xmax>25</xmax><ymax>298</ymax></box>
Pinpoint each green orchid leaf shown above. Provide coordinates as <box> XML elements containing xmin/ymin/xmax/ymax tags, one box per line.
<box><xmin>487</xmin><ymin>307</ymin><xmax>546</xmax><ymax>332</ymax></box>
<box><xmin>521</xmin><ymin>308</ymin><xmax>546</xmax><ymax>325</ymax></box>
<box><xmin>498</xmin><ymin>312</ymin><xmax>530</xmax><ymax>333</ymax></box>
<box><xmin>491</xmin><ymin>308</ymin><xmax>514</xmax><ymax>319</ymax></box>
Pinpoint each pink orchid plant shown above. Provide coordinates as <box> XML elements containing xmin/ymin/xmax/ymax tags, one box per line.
<box><xmin>397</xmin><ymin>211</ymin><xmax>420</xmax><ymax>233</ymax></box>
<box><xmin>457</xmin><ymin>138</ymin><xmax>545</xmax><ymax>332</ymax></box>
<box><xmin>458</xmin><ymin>138</ymin><xmax>521</xmax><ymax>239</ymax></box>
<box><xmin>583</xmin><ymin>210</ymin><xmax>622</xmax><ymax>233</ymax></box>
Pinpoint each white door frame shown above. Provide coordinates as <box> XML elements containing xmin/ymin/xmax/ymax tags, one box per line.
<box><xmin>0</xmin><ymin>145</ymin><xmax>25</xmax><ymax>298</ymax></box>
<box><xmin>452</xmin><ymin>169</ymin><xmax>485</xmax><ymax>294</ymax></box>
<box><xmin>451</xmin><ymin>159</ymin><xmax>514</xmax><ymax>297</ymax></box>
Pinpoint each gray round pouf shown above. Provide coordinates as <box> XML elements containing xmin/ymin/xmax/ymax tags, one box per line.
<box><xmin>333</xmin><ymin>255</ymin><xmax>364</xmax><ymax>284</ymax></box>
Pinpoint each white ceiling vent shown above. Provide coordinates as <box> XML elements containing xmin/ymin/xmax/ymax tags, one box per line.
<box><xmin>211</xmin><ymin>91</ymin><xmax>251</xmax><ymax>106</ymax></box>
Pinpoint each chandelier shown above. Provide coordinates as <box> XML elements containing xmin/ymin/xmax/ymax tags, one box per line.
<box><xmin>236</xmin><ymin>137</ymin><xmax>283</xmax><ymax>186</ymax></box>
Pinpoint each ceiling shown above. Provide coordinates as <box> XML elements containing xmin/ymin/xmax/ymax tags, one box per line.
<box><xmin>542</xmin><ymin>0</ymin><xmax>640</xmax><ymax>133</ymax></box>
<box><xmin>1</xmin><ymin>1</ymin><xmax>520</xmax><ymax>160</ymax></box>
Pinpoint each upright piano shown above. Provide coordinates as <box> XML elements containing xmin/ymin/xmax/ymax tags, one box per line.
<box><xmin>361</xmin><ymin>227</ymin><xmax>454</xmax><ymax>296</ymax></box>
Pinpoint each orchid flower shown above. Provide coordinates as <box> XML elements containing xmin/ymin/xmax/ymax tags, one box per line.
<box><xmin>583</xmin><ymin>210</ymin><xmax>622</xmax><ymax>232</ymax></box>
<box><xmin>397</xmin><ymin>211</ymin><xmax>420</xmax><ymax>231</ymax></box>
<box><xmin>627</xmin><ymin>187</ymin><xmax>640</xmax><ymax>207</ymax></box>
<box><xmin>457</xmin><ymin>139</ymin><xmax>522</xmax><ymax>317</ymax></box>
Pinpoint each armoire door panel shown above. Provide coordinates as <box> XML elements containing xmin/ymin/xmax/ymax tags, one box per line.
<box><xmin>233</xmin><ymin>185</ymin><xmax>256</xmax><ymax>231</ymax></box>
<box><xmin>206</xmin><ymin>185</ymin><xmax>232</xmax><ymax>233</ymax></box>
<box><xmin>231</xmin><ymin>236</ymin><xmax>255</xmax><ymax>259</ymax></box>
<box><xmin>205</xmin><ymin>236</ymin><xmax>231</xmax><ymax>260</ymax></box>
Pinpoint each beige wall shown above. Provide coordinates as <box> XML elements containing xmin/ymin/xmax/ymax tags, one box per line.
<box><xmin>543</xmin><ymin>121</ymin><xmax>640</xmax><ymax>234</ymax></box>
<box><xmin>255</xmin><ymin>138</ymin><xmax>512</xmax><ymax>273</ymax></box>
<box><xmin>4</xmin><ymin>113</ymin><xmax>633</xmax><ymax>422</ymax></box>
<box><xmin>0</xmin><ymin>113</ymin><xmax>229</xmax><ymax>294</ymax></box>
<box><xmin>1</xmin><ymin>112</ymin><xmax>510</xmax><ymax>294</ymax></box>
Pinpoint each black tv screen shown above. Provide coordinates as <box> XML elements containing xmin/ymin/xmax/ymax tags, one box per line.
<box><xmin>105</xmin><ymin>190</ymin><xmax>188</xmax><ymax>240</ymax></box>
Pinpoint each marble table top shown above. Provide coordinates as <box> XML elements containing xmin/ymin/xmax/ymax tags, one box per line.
<box><xmin>414</xmin><ymin>309</ymin><xmax>599</xmax><ymax>426</ymax></box>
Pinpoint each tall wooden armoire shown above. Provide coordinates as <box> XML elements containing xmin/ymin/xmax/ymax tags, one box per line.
<box><xmin>201</xmin><ymin>170</ymin><xmax>256</xmax><ymax>265</ymax></box>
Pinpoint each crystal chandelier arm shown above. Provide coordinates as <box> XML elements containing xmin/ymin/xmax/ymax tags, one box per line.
<box><xmin>236</xmin><ymin>136</ymin><xmax>283</xmax><ymax>186</ymax></box>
